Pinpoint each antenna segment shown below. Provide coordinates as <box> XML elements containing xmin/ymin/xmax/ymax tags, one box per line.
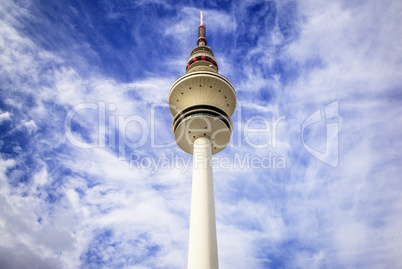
<box><xmin>197</xmin><ymin>11</ymin><xmax>207</xmax><ymax>46</ymax></box>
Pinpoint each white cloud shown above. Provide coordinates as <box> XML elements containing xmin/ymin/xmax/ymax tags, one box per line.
<box><xmin>0</xmin><ymin>112</ymin><xmax>12</xmax><ymax>123</ymax></box>
<box><xmin>21</xmin><ymin>120</ymin><xmax>38</xmax><ymax>135</ymax></box>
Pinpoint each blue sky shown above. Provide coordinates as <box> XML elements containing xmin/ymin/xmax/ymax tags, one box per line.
<box><xmin>1</xmin><ymin>0</ymin><xmax>401</xmax><ymax>268</ymax></box>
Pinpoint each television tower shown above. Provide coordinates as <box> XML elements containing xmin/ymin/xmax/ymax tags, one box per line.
<box><xmin>168</xmin><ymin>11</ymin><xmax>236</xmax><ymax>269</ymax></box>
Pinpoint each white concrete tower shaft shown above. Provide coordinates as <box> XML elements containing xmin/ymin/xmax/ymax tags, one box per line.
<box><xmin>188</xmin><ymin>137</ymin><xmax>218</xmax><ymax>269</ymax></box>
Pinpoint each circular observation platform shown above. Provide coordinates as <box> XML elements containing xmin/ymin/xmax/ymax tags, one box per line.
<box><xmin>172</xmin><ymin>105</ymin><xmax>233</xmax><ymax>155</ymax></box>
<box><xmin>168</xmin><ymin>71</ymin><xmax>236</xmax><ymax>117</ymax></box>
<box><xmin>168</xmin><ymin>71</ymin><xmax>236</xmax><ymax>155</ymax></box>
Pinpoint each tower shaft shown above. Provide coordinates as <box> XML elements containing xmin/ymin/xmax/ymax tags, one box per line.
<box><xmin>188</xmin><ymin>137</ymin><xmax>219</xmax><ymax>269</ymax></box>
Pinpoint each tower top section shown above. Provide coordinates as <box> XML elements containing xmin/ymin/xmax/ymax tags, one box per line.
<box><xmin>197</xmin><ymin>11</ymin><xmax>207</xmax><ymax>46</ymax></box>
<box><xmin>186</xmin><ymin>11</ymin><xmax>217</xmax><ymax>73</ymax></box>
<box><xmin>168</xmin><ymin>10</ymin><xmax>237</xmax><ymax>155</ymax></box>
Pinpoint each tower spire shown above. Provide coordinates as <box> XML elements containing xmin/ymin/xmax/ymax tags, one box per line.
<box><xmin>197</xmin><ymin>11</ymin><xmax>207</xmax><ymax>46</ymax></box>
